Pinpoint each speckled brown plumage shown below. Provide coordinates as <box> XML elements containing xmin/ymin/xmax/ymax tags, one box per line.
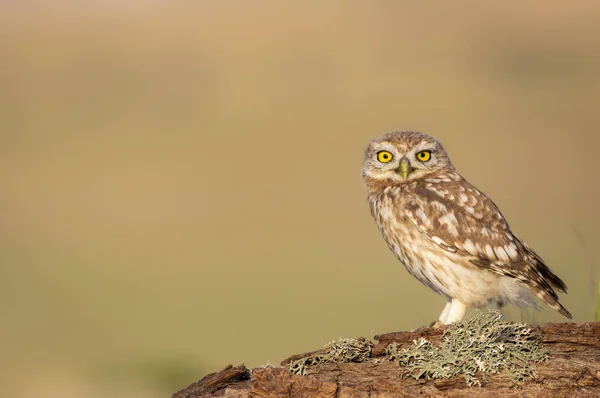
<box><xmin>362</xmin><ymin>131</ymin><xmax>570</xmax><ymax>325</ymax></box>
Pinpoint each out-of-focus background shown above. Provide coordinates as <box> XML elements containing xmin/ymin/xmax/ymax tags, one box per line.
<box><xmin>1</xmin><ymin>1</ymin><xmax>599</xmax><ymax>397</ymax></box>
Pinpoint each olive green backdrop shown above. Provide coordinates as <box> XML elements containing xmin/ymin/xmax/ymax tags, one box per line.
<box><xmin>1</xmin><ymin>2</ymin><xmax>599</xmax><ymax>397</ymax></box>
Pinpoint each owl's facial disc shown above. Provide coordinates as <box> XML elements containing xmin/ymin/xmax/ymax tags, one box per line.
<box><xmin>363</xmin><ymin>132</ymin><xmax>456</xmax><ymax>185</ymax></box>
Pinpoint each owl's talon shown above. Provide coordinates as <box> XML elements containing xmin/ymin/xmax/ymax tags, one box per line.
<box><xmin>410</xmin><ymin>320</ymin><xmax>442</xmax><ymax>332</ymax></box>
<box><xmin>429</xmin><ymin>320</ymin><xmax>442</xmax><ymax>329</ymax></box>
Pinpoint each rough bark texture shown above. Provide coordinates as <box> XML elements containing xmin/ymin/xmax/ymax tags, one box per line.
<box><xmin>173</xmin><ymin>322</ymin><xmax>600</xmax><ymax>397</ymax></box>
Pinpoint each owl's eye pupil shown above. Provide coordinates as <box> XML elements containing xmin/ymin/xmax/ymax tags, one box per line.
<box><xmin>383</xmin><ymin>154</ymin><xmax>389</xmax><ymax>159</ymax></box>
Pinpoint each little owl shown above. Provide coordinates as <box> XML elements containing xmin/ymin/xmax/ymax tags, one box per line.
<box><xmin>362</xmin><ymin>131</ymin><xmax>571</xmax><ymax>326</ymax></box>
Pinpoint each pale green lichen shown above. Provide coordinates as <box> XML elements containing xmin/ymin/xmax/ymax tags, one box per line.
<box><xmin>250</xmin><ymin>360</ymin><xmax>283</xmax><ymax>376</ymax></box>
<box><xmin>289</xmin><ymin>337</ymin><xmax>373</xmax><ymax>375</ymax></box>
<box><xmin>256</xmin><ymin>360</ymin><xmax>282</xmax><ymax>369</ymax></box>
<box><xmin>386</xmin><ymin>309</ymin><xmax>548</xmax><ymax>386</ymax></box>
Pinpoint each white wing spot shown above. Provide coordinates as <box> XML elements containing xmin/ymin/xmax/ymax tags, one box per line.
<box><xmin>438</xmin><ymin>212</ymin><xmax>459</xmax><ymax>236</ymax></box>
<box><xmin>494</xmin><ymin>246</ymin><xmax>510</xmax><ymax>262</ymax></box>
<box><xmin>427</xmin><ymin>187</ymin><xmax>445</xmax><ymax>198</ymax></box>
<box><xmin>431</xmin><ymin>201</ymin><xmax>447</xmax><ymax>212</ymax></box>
<box><xmin>467</xmin><ymin>195</ymin><xmax>477</xmax><ymax>206</ymax></box>
<box><xmin>475</xmin><ymin>242</ymin><xmax>484</xmax><ymax>254</ymax></box>
<box><xmin>506</xmin><ymin>243</ymin><xmax>519</xmax><ymax>260</ymax></box>
<box><xmin>463</xmin><ymin>238</ymin><xmax>477</xmax><ymax>255</ymax></box>
<box><xmin>485</xmin><ymin>244</ymin><xmax>496</xmax><ymax>259</ymax></box>
<box><xmin>432</xmin><ymin>236</ymin><xmax>445</xmax><ymax>245</ymax></box>
<box><xmin>431</xmin><ymin>236</ymin><xmax>457</xmax><ymax>252</ymax></box>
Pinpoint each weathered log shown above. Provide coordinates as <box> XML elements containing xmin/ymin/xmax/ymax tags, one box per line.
<box><xmin>172</xmin><ymin>364</ymin><xmax>251</xmax><ymax>398</ymax></box>
<box><xmin>173</xmin><ymin>321</ymin><xmax>600</xmax><ymax>397</ymax></box>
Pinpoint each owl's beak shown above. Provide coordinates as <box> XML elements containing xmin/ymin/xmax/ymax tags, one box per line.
<box><xmin>398</xmin><ymin>158</ymin><xmax>412</xmax><ymax>180</ymax></box>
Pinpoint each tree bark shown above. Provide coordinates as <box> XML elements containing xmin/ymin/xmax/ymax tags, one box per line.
<box><xmin>173</xmin><ymin>321</ymin><xmax>600</xmax><ymax>397</ymax></box>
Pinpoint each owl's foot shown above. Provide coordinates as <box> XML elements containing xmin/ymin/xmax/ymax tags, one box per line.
<box><xmin>409</xmin><ymin>319</ymin><xmax>443</xmax><ymax>332</ymax></box>
<box><xmin>429</xmin><ymin>319</ymin><xmax>443</xmax><ymax>329</ymax></box>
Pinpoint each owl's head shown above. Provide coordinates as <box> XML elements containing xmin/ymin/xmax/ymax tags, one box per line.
<box><xmin>362</xmin><ymin>131</ymin><xmax>455</xmax><ymax>183</ymax></box>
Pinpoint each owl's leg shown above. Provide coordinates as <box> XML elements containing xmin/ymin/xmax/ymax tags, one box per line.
<box><xmin>444</xmin><ymin>299</ymin><xmax>468</xmax><ymax>324</ymax></box>
<box><xmin>429</xmin><ymin>299</ymin><xmax>452</xmax><ymax>328</ymax></box>
<box><xmin>438</xmin><ymin>299</ymin><xmax>452</xmax><ymax>324</ymax></box>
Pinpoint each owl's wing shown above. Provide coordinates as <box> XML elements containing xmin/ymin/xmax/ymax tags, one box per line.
<box><xmin>405</xmin><ymin>180</ymin><xmax>568</xmax><ymax>307</ymax></box>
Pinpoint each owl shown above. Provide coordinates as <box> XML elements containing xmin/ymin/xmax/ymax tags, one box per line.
<box><xmin>362</xmin><ymin>131</ymin><xmax>571</xmax><ymax>326</ymax></box>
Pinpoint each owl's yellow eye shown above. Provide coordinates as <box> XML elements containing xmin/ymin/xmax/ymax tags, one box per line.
<box><xmin>377</xmin><ymin>151</ymin><xmax>393</xmax><ymax>163</ymax></box>
<box><xmin>416</xmin><ymin>150</ymin><xmax>431</xmax><ymax>162</ymax></box>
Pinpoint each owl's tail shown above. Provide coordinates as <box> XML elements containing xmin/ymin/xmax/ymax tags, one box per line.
<box><xmin>528</xmin><ymin>250</ymin><xmax>568</xmax><ymax>294</ymax></box>
<box><xmin>535</xmin><ymin>289</ymin><xmax>572</xmax><ymax>319</ymax></box>
<box><xmin>529</xmin><ymin>254</ymin><xmax>570</xmax><ymax>317</ymax></box>
<box><xmin>537</xmin><ymin>265</ymin><xmax>568</xmax><ymax>294</ymax></box>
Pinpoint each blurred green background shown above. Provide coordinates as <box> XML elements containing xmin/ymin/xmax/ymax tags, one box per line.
<box><xmin>1</xmin><ymin>1</ymin><xmax>599</xmax><ymax>397</ymax></box>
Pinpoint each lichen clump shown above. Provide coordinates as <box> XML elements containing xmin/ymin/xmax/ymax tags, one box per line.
<box><xmin>289</xmin><ymin>337</ymin><xmax>373</xmax><ymax>375</ymax></box>
<box><xmin>386</xmin><ymin>310</ymin><xmax>548</xmax><ymax>386</ymax></box>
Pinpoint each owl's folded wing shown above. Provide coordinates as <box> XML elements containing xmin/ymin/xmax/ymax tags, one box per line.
<box><xmin>404</xmin><ymin>182</ymin><xmax>567</xmax><ymax>296</ymax></box>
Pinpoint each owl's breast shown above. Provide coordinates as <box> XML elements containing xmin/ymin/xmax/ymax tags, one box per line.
<box><xmin>368</xmin><ymin>189</ymin><xmax>498</xmax><ymax>302</ymax></box>
<box><xmin>369</xmin><ymin>190</ymin><xmax>417</xmax><ymax>266</ymax></box>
